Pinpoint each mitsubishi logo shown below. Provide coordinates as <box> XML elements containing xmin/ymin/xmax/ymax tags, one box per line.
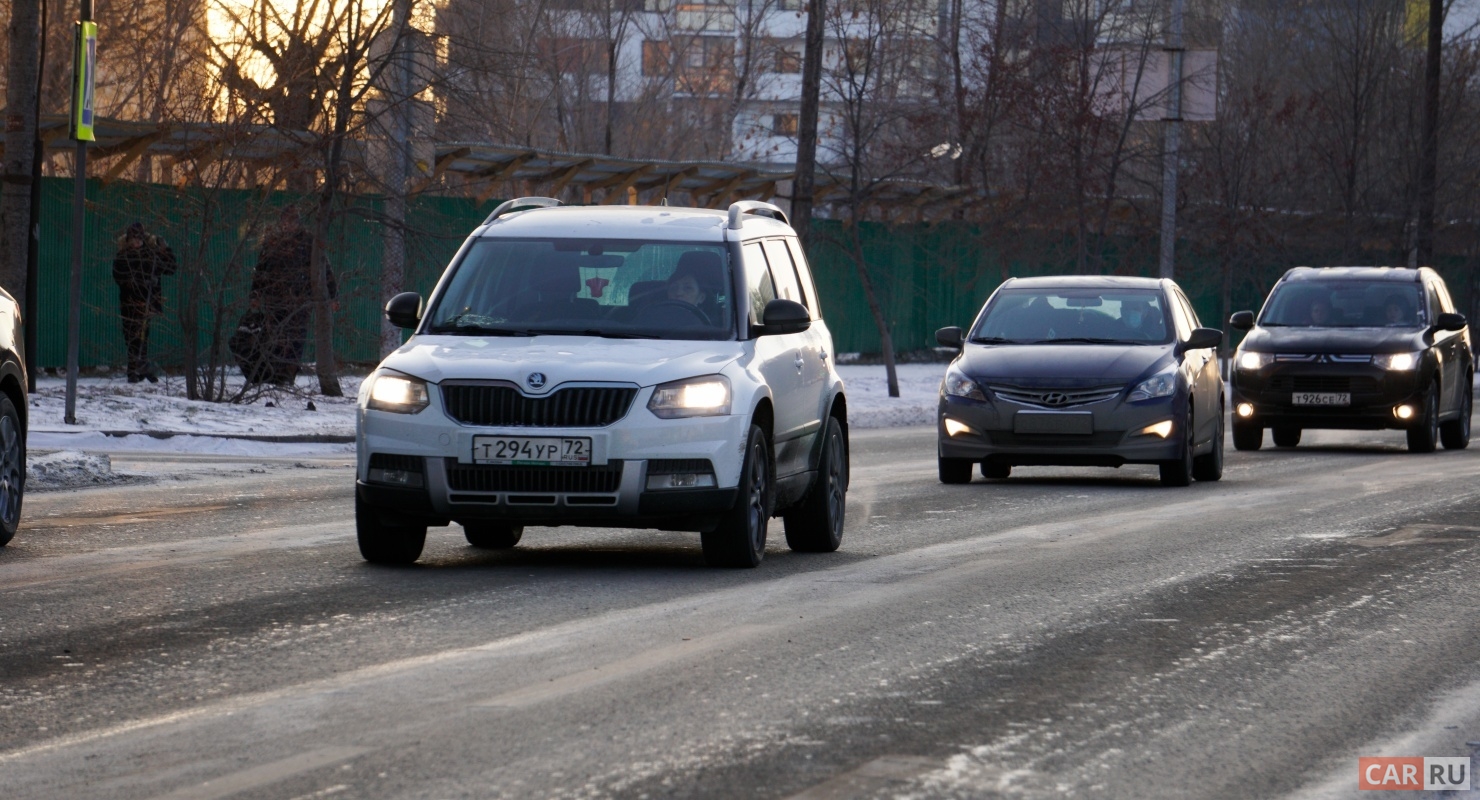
<box><xmin>526</xmin><ymin>372</ymin><xmax>547</xmax><ymax>390</ymax></box>
<box><xmin>1043</xmin><ymin>392</ymin><xmax>1069</xmax><ymax>406</ymax></box>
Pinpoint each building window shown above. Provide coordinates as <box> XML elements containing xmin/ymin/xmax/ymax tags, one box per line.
<box><xmin>774</xmin><ymin>41</ymin><xmax>802</xmax><ymax>73</ymax></box>
<box><xmin>643</xmin><ymin>40</ymin><xmax>672</xmax><ymax>75</ymax></box>
<box><xmin>772</xmin><ymin>113</ymin><xmax>798</xmax><ymax>136</ymax></box>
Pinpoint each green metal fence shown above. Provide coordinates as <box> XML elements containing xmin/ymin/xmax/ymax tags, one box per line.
<box><xmin>32</xmin><ymin>178</ymin><xmax>1476</xmax><ymax>369</ymax></box>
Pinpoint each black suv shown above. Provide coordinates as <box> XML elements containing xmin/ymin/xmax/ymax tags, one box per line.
<box><xmin>1229</xmin><ymin>267</ymin><xmax>1471</xmax><ymax>453</ymax></box>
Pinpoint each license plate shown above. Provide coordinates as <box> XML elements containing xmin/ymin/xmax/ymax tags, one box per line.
<box><xmin>472</xmin><ymin>436</ymin><xmax>591</xmax><ymax>466</ymax></box>
<box><xmin>1292</xmin><ymin>392</ymin><xmax>1350</xmax><ymax>406</ymax></box>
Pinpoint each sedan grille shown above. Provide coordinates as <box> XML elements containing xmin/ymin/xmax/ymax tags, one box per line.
<box><xmin>988</xmin><ymin>384</ymin><xmax>1122</xmax><ymax>409</ymax></box>
<box><xmin>442</xmin><ymin>384</ymin><xmax>637</xmax><ymax>427</ymax></box>
<box><xmin>445</xmin><ymin>459</ymin><xmax>624</xmax><ymax>493</ymax></box>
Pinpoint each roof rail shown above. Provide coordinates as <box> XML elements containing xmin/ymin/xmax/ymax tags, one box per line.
<box><xmin>727</xmin><ymin>200</ymin><xmax>789</xmax><ymax>230</ymax></box>
<box><xmin>483</xmin><ymin>196</ymin><xmax>563</xmax><ymax>225</ymax></box>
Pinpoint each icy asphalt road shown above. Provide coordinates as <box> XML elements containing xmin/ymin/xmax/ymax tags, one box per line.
<box><xmin>3</xmin><ymin>426</ymin><xmax>1480</xmax><ymax>799</ymax></box>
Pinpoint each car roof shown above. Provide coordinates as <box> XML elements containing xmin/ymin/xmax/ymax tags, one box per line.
<box><xmin>1278</xmin><ymin>266</ymin><xmax>1425</xmax><ymax>283</ymax></box>
<box><xmin>474</xmin><ymin>204</ymin><xmax>793</xmax><ymax>243</ymax></box>
<box><xmin>1002</xmin><ymin>275</ymin><xmax>1167</xmax><ymax>291</ymax></box>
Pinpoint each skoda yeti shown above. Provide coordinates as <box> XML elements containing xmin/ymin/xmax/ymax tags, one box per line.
<box><xmin>356</xmin><ymin>198</ymin><xmax>848</xmax><ymax>567</ymax></box>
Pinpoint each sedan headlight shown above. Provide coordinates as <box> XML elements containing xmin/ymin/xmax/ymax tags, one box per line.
<box><xmin>1237</xmin><ymin>350</ymin><xmax>1273</xmax><ymax>371</ymax></box>
<box><xmin>648</xmin><ymin>375</ymin><xmax>731</xmax><ymax>418</ymax></box>
<box><xmin>942</xmin><ymin>366</ymin><xmax>986</xmax><ymax>401</ymax></box>
<box><xmin>1374</xmin><ymin>352</ymin><xmax>1419</xmax><ymax>371</ymax></box>
<box><xmin>1128</xmin><ymin>368</ymin><xmax>1178</xmax><ymax>402</ymax></box>
<box><xmin>367</xmin><ymin>372</ymin><xmax>430</xmax><ymax>414</ymax></box>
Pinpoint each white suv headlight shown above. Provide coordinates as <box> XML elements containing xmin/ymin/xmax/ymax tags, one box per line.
<box><xmin>648</xmin><ymin>375</ymin><xmax>731</xmax><ymax>418</ymax></box>
<box><xmin>1374</xmin><ymin>352</ymin><xmax>1419</xmax><ymax>371</ymax></box>
<box><xmin>1128</xmin><ymin>368</ymin><xmax>1178</xmax><ymax>402</ymax></box>
<box><xmin>367</xmin><ymin>372</ymin><xmax>430</xmax><ymax>414</ymax></box>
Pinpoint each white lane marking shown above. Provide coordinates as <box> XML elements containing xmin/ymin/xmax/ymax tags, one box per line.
<box><xmin>783</xmin><ymin>756</ymin><xmax>939</xmax><ymax>800</ymax></box>
<box><xmin>147</xmin><ymin>746</ymin><xmax>369</xmax><ymax>800</ymax></box>
<box><xmin>479</xmin><ymin>624</ymin><xmax>775</xmax><ymax>708</ymax></box>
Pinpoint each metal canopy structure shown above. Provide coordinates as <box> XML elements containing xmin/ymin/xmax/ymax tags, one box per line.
<box><xmin>7</xmin><ymin>113</ymin><xmax>980</xmax><ymax>219</ymax></box>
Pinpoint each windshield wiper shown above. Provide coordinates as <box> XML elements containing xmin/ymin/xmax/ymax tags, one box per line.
<box><xmin>969</xmin><ymin>336</ymin><xmax>1017</xmax><ymax>344</ymax></box>
<box><xmin>428</xmin><ymin>322</ymin><xmax>532</xmax><ymax>336</ymax></box>
<box><xmin>524</xmin><ymin>328</ymin><xmax>655</xmax><ymax>339</ymax></box>
<box><xmin>1031</xmin><ymin>337</ymin><xmax>1126</xmax><ymax>345</ymax></box>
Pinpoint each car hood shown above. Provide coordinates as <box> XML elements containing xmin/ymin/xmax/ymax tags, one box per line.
<box><xmin>1241</xmin><ymin>326</ymin><xmax>1428</xmax><ymax>354</ymax></box>
<box><xmin>379</xmin><ymin>334</ymin><xmax>743</xmax><ymax>389</ymax></box>
<box><xmin>958</xmin><ymin>343</ymin><xmax>1172</xmax><ymax>387</ymax></box>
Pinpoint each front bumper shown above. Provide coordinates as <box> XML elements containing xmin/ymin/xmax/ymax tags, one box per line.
<box><xmin>1231</xmin><ymin>364</ymin><xmax>1425</xmax><ymax>430</ymax></box>
<box><xmin>937</xmin><ymin>392</ymin><xmax>1185</xmax><ymax>467</ymax></box>
<box><xmin>357</xmin><ymin>392</ymin><xmax>750</xmax><ymax>530</ymax></box>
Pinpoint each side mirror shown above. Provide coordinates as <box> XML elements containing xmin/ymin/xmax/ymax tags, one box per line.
<box><xmin>1229</xmin><ymin>310</ymin><xmax>1255</xmax><ymax>331</ymax></box>
<box><xmin>1434</xmin><ymin>312</ymin><xmax>1467</xmax><ymax>332</ymax></box>
<box><xmin>935</xmin><ymin>326</ymin><xmax>964</xmax><ymax>349</ymax></box>
<box><xmin>1179</xmin><ymin>327</ymin><xmax>1223</xmax><ymax>354</ymax></box>
<box><xmin>757</xmin><ymin>298</ymin><xmax>810</xmax><ymax>336</ymax></box>
<box><xmin>385</xmin><ymin>292</ymin><xmax>423</xmax><ymax>330</ymax></box>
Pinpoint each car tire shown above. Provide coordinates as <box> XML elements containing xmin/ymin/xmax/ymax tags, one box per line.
<box><xmin>1271</xmin><ymin>427</ymin><xmax>1301</xmax><ymax>448</ymax></box>
<box><xmin>1232</xmin><ymin>419</ymin><xmax>1262</xmax><ymax>451</ymax></box>
<box><xmin>980</xmin><ymin>462</ymin><xmax>1010</xmax><ymax>480</ymax></box>
<box><xmin>1192</xmin><ymin>404</ymin><xmax>1224</xmax><ymax>482</ymax></box>
<box><xmin>1439</xmin><ymin>383</ymin><xmax>1472</xmax><ymax>450</ymax></box>
<box><xmin>938</xmin><ymin>456</ymin><xmax>973</xmax><ymax>484</ymax></box>
<box><xmin>463</xmin><ymin>522</ymin><xmax>524</xmax><ymax>549</ymax></box>
<box><xmin>703</xmin><ymin>424</ymin><xmax>771</xmax><ymax>568</ymax></box>
<box><xmin>0</xmin><ymin>395</ymin><xmax>23</xmax><ymax>547</ymax></box>
<box><xmin>1160</xmin><ymin>410</ymin><xmax>1194</xmax><ymax>487</ymax></box>
<box><xmin>1407</xmin><ymin>382</ymin><xmax>1440</xmax><ymax>453</ymax></box>
<box><xmin>356</xmin><ymin>494</ymin><xmax>427</xmax><ymax>564</ymax></box>
<box><xmin>784</xmin><ymin>416</ymin><xmax>848</xmax><ymax>553</ymax></box>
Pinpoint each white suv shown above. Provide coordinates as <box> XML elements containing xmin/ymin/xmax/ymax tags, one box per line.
<box><xmin>355</xmin><ymin>198</ymin><xmax>848</xmax><ymax>567</ymax></box>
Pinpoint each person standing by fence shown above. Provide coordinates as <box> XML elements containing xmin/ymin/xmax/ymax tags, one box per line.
<box><xmin>112</xmin><ymin>222</ymin><xmax>176</xmax><ymax>383</ymax></box>
<box><xmin>232</xmin><ymin>207</ymin><xmax>335</xmax><ymax>386</ymax></box>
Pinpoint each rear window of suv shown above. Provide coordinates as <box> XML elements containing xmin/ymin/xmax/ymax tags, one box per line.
<box><xmin>427</xmin><ymin>238</ymin><xmax>736</xmax><ymax>341</ymax></box>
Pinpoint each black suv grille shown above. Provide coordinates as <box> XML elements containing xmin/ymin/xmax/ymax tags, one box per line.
<box><xmin>445</xmin><ymin>459</ymin><xmax>624</xmax><ymax>493</ymax></box>
<box><xmin>1268</xmin><ymin>376</ymin><xmax>1380</xmax><ymax>394</ymax></box>
<box><xmin>442</xmin><ymin>384</ymin><xmax>636</xmax><ymax>427</ymax></box>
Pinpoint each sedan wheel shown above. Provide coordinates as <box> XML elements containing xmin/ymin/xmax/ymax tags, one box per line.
<box><xmin>1191</xmin><ymin>405</ymin><xmax>1224</xmax><ymax>482</ymax></box>
<box><xmin>938</xmin><ymin>456</ymin><xmax>973</xmax><ymax>484</ymax></box>
<box><xmin>1159</xmin><ymin>411</ymin><xmax>1194</xmax><ymax>487</ymax></box>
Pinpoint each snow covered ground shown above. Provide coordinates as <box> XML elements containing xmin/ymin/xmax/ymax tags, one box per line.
<box><xmin>24</xmin><ymin>364</ymin><xmax>944</xmax><ymax>490</ymax></box>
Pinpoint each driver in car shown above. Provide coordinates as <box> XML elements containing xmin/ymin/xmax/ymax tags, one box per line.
<box><xmin>666</xmin><ymin>271</ymin><xmax>706</xmax><ymax>306</ymax></box>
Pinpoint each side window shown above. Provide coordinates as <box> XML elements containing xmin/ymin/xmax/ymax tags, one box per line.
<box><xmin>1432</xmin><ymin>280</ymin><xmax>1456</xmax><ymax>314</ymax></box>
<box><xmin>1174</xmin><ymin>289</ymin><xmax>1201</xmax><ymax>329</ymax></box>
<box><xmin>1168</xmin><ymin>291</ymin><xmax>1193</xmax><ymax>339</ymax></box>
<box><xmin>762</xmin><ymin>239</ymin><xmax>802</xmax><ymax>304</ymax></box>
<box><xmin>741</xmin><ymin>242</ymin><xmax>776</xmax><ymax>326</ymax></box>
<box><xmin>1425</xmin><ymin>282</ymin><xmax>1444</xmax><ymax>320</ymax></box>
<box><xmin>785</xmin><ymin>237</ymin><xmax>822</xmax><ymax>319</ymax></box>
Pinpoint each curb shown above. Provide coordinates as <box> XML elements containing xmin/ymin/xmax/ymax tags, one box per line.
<box><xmin>35</xmin><ymin>430</ymin><xmax>356</xmax><ymax>444</ymax></box>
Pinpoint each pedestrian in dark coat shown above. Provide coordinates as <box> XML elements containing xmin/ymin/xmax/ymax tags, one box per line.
<box><xmin>231</xmin><ymin>207</ymin><xmax>336</xmax><ymax>385</ymax></box>
<box><xmin>112</xmin><ymin>222</ymin><xmax>176</xmax><ymax>383</ymax></box>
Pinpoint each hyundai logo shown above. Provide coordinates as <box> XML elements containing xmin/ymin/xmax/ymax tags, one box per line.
<box><xmin>1043</xmin><ymin>392</ymin><xmax>1069</xmax><ymax>406</ymax></box>
<box><xmin>526</xmin><ymin>372</ymin><xmax>547</xmax><ymax>390</ymax></box>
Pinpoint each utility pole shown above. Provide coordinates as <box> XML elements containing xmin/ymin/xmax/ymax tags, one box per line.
<box><xmin>3</xmin><ymin>0</ymin><xmax>42</xmax><ymax>385</ymax></box>
<box><xmin>1157</xmin><ymin>0</ymin><xmax>1185</xmax><ymax>281</ymax></box>
<box><xmin>381</xmin><ymin>0</ymin><xmax>413</xmax><ymax>358</ymax></box>
<box><xmin>65</xmin><ymin>0</ymin><xmax>96</xmax><ymax>425</ymax></box>
<box><xmin>791</xmin><ymin>0</ymin><xmax>825</xmax><ymax>246</ymax></box>
<box><xmin>1415</xmin><ymin>0</ymin><xmax>1443</xmax><ymax>267</ymax></box>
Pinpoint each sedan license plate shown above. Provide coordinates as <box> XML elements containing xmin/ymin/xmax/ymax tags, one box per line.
<box><xmin>472</xmin><ymin>436</ymin><xmax>591</xmax><ymax>466</ymax></box>
<box><xmin>1292</xmin><ymin>392</ymin><xmax>1351</xmax><ymax>406</ymax></box>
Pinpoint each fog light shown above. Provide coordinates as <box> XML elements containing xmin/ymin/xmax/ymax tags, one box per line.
<box><xmin>944</xmin><ymin>418</ymin><xmax>977</xmax><ymax>437</ymax></box>
<box><xmin>1139</xmin><ymin>420</ymin><xmax>1175</xmax><ymax>438</ymax></box>
<box><xmin>1395</xmin><ymin>405</ymin><xmax>1416</xmax><ymax>420</ymax></box>
<box><xmin>646</xmin><ymin>472</ymin><xmax>717</xmax><ymax>490</ymax></box>
<box><xmin>1236</xmin><ymin>403</ymin><xmax>1254</xmax><ymax>418</ymax></box>
<box><xmin>368</xmin><ymin>468</ymin><xmax>424</xmax><ymax>488</ymax></box>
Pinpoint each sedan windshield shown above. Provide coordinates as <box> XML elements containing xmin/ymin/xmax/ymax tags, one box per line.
<box><xmin>427</xmin><ymin>238</ymin><xmax>735</xmax><ymax>340</ymax></box>
<box><xmin>970</xmin><ymin>288</ymin><xmax>1170</xmax><ymax>344</ymax></box>
<box><xmin>1260</xmin><ymin>282</ymin><xmax>1425</xmax><ymax>328</ymax></box>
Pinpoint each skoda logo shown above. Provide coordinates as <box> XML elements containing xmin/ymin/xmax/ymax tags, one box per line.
<box><xmin>526</xmin><ymin>372</ymin><xmax>547</xmax><ymax>390</ymax></box>
<box><xmin>1043</xmin><ymin>392</ymin><xmax>1069</xmax><ymax>406</ymax></box>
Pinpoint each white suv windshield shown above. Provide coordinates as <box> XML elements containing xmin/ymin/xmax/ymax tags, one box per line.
<box><xmin>427</xmin><ymin>238</ymin><xmax>735</xmax><ymax>340</ymax></box>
